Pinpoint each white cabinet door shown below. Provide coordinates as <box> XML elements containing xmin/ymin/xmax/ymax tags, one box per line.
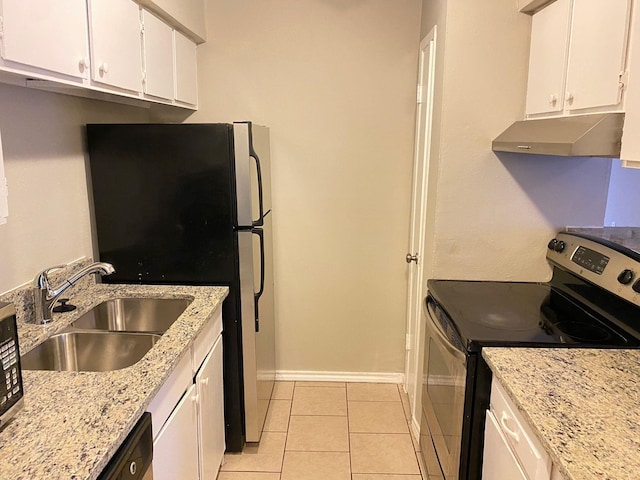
<box><xmin>142</xmin><ymin>9</ymin><xmax>174</xmax><ymax>100</ymax></box>
<box><xmin>565</xmin><ymin>0</ymin><xmax>630</xmax><ymax>111</ymax></box>
<box><xmin>87</xmin><ymin>0</ymin><xmax>143</xmax><ymax>92</ymax></box>
<box><xmin>153</xmin><ymin>384</ymin><xmax>200</xmax><ymax>480</ymax></box>
<box><xmin>196</xmin><ymin>335</ymin><xmax>225</xmax><ymax>480</ymax></box>
<box><xmin>0</xmin><ymin>0</ymin><xmax>89</xmax><ymax>79</ymax></box>
<box><xmin>174</xmin><ymin>30</ymin><xmax>198</xmax><ymax>105</ymax></box>
<box><xmin>482</xmin><ymin>410</ymin><xmax>528</xmax><ymax>480</ymax></box>
<box><xmin>525</xmin><ymin>0</ymin><xmax>571</xmax><ymax>115</ymax></box>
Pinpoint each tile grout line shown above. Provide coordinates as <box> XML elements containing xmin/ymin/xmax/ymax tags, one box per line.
<box><xmin>346</xmin><ymin>382</ymin><xmax>354</xmax><ymax>479</ymax></box>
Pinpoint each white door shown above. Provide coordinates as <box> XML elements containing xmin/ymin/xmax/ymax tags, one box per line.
<box><xmin>404</xmin><ymin>27</ymin><xmax>436</xmax><ymax>430</ymax></box>
<box><xmin>142</xmin><ymin>9</ymin><xmax>174</xmax><ymax>100</ymax></box>
<box><xmin>525</xmin><ymin>0</ymin><xmax>571</xmax><ymax>116</ymax></box>
<box><xmin>482</xmin><ymin>411</ymin><xmax>528</xmax><ymax>480</ymax></box>
<box><xmin>174</xmin><ymin>30</ymin><xmax>198</xmax><ymax>105</ymax></box>
<box><xmin>196</xmin><ymin>335</ymin><xmax>225</xmax><ymax>479</ymax></box>
<box><xmin>153</xmin><ymin>384</ymin><xmax>199</xmax><ymax>480</ymax></box>
<box><xmin>565</xmin><ymin>0</ymin><xmax>630</xmax><ymax>111</ymax></box>
<box><xmin>1</xmin><ymin>0</ymin><xmax>89</xmax><ymax>79</ymax></box>
<box><xmin>87</xmin><ymin>0</ymin><xmax>143</xmax><ymax>92</ymax></box>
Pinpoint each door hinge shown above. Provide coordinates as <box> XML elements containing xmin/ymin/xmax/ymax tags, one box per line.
<box><xmin>416</xmin><ymin>85</ymin><xmax>423</xmax><ymax>104</ymax></box>
<box><xmin>405</xmin><ymin>334</ymin><xmax>412</xmax><ymax>350</ymax></box>
<box><xmin>619</xmin><ymin>70</ymin><xmax>629</xmax><ymax>90</ymax></box>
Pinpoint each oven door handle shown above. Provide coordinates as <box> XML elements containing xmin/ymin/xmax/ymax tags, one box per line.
<box><xmin>426</xmin><ymin>299</ymin><xmax>467</xmax><ymax>363</ymax></box>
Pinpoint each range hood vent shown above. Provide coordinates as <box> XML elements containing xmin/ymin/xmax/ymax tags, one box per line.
<box><xmin>492</xmin><ymin>113</ymin><xmax>624</xmax><ymax>157</ymax></box>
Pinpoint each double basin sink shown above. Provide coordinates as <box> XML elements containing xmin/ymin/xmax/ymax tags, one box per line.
<box><xmin>21</xmin><ymin>298</ymin><xmax>191</xmax><ymax>372</ymax></box>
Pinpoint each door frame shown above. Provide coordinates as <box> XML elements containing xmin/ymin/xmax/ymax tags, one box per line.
<box><xmin>404</xmin><ymin>26</ymin><xmax>437</xmax><ymax>436</ymax></box>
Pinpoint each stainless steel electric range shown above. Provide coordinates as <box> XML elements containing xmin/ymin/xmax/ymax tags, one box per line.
<box><xmin>419</xmin><ymin>231</ymin><xmax>640</xmax><ymax>480</ymax></box>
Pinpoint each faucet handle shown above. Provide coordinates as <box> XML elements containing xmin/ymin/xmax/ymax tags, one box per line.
<box><xmin>34</xmin><ymin>264</ymin><xmax>67</xmax><ymax>289</ymax></box>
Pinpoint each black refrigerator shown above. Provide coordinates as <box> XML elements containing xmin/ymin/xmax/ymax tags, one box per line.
<box><xmin>86</xmin><ymin>122</ymin><xmax>276</xmax><ymax>452</ymax></box>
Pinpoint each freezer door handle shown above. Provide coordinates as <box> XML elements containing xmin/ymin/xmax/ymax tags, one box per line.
<box><xmin>248</xmin><ymin>123</ymin><xmax>265</xmax><ymax>227</ymax></box>
<box><xmin>252</xmin><ymin>227</ymin><xmax>265</xmax><ymax>332</ymax></box>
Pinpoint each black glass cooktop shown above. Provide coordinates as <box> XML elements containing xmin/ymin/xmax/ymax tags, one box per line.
<box><xmin>427</xmin><ymin>272</ymin><xmax>640</xmax><ymax>352</ymax></box>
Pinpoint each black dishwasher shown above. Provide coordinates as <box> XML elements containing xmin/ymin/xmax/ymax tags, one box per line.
<box><xmin>98</xmin><ymin>412</ymin><xmax>153</xmax><ymax>480</ymax></box>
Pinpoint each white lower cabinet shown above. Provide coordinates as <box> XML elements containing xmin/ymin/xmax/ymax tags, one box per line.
<box><xmin>148</xmin><ymin>307</ymin><xmax>225</xmax><ymax>480</ymax></box>
<box><xmin>482</xmin><ymin>378</ymin><xmax>552</xmax><ymax>480</ymax></box>
<box><xmin>153</xmin><ymin>383</ymin><xmax>200</xmax><ymax>480</ymax></box>
<box><xmin>483</xmin><ymin>410</ymin><xmax>528</xmax><ymax>480</ymax></box>
<box><xmin>196</xmin><ymin>336</ymin><xmax>225</xmax><ymax>479</ymax></box>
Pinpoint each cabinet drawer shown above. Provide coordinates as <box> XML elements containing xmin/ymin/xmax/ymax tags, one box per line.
<box><xmin>490</xmin><ymin>379</ymin><xmax>551</xmax><ymax>480</ymax></box>
<box><xmin>192</xmin><ymin>305</ymin><xmax>222</xmax><ymax>374</ymax></box>
<box><xmin>147</xmin><ymin>350</ymin><xmax>192</xmax><ymax>438</ymax></box>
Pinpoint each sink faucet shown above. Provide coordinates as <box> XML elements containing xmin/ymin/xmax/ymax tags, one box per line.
<box><xmin>33</xmin><ymin>262</ymin><xmax>115</xmax><ymax>324</ymax></box>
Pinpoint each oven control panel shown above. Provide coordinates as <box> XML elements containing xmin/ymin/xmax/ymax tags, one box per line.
<box><xmin>547</xmin><ymin>232</ymin><xmax>640</xmax><ymax>307</ymax></box>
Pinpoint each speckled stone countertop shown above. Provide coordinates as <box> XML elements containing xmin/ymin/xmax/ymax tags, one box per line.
<box><xmin>0</xmin><ymin>282</ymin><xmax>228</xmax><ymax>480</ymax></box>
<box><xmin>483</xmin><ymin>348</ymin><xmax>640</xmax><ymax>480</ymax></box>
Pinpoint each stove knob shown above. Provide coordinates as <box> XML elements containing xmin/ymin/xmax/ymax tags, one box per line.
<box><xmin>554</xmin><ymin>240</ymin><xmax>566</xmax><ymax>252</ymax></box>
<box><xmin>618</xmin><ymin>269</ymin><xmax>635</xmax><ymax>285</ymax></box>
<box><xmin>633</xmin><ymin>279</ymin><xmax>640</xmax><ymax>294</ymax></box>
<box><xmin>547</xmin><ymin>239</ymin><xmax>558</xmax><ymax>250</ymax></box>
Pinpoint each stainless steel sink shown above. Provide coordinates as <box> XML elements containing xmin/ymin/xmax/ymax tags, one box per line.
<box><xmin>71</xmin><ymin>297</ymin><xmax>191</xmax><ymax>334</ymax></box>
<box><xmin>21</xmin><ymin>331</ymin><xmax>160</xmax><ymax>372</ymax></box>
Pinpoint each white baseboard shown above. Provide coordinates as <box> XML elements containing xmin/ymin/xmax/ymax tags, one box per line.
<box><xmin>275</xmin><ymin>370</ymin><xmax>405</xmax><ymax>384</ymax></box>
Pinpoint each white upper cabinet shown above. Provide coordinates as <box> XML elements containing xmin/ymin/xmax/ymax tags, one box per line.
<box><xmin>0</xmin><ymin>0</ymin><xmax>200</xmax><ymax>109</ymax></box>
<box><xmin>87</xmin><ymin>0</ymin><xmax>143</xmax><ymax>93</ymax></box>
<box><xmin>0</xmin><ymin>0</ymin><xmax>89</xmax><ymax>80</ymax></box>
<box><xmin>174</xmin><ymin>30</ymin><xmax>198</xmax><ymax>106</ymax></box>
<box><xmin>138</xmin><ymin>0</ymin><xmax>207</xmax><ymax>43</ymax></box>
<box><xmin>565</xmin><ymin>0</ymin><xmax>631</xmax><ymax>112</ymax></box>
<box><xmin>142</xmin><ymin>9</ymin><xmax>175</xmax><ymax>100</ymax></box>
<box><xmin>525</xmin><ymin>0</ymin><xmax>571</xmax><ymax>115</ymax></box>
<box><xmin>525</xmin><ymin>0</ymin><xmax>632</xmax><ymax>117</ymax></box>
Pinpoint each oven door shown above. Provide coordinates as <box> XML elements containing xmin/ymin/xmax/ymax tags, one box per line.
<box><xmin>420</xmin><ymin>296</ymin><xmax>469</xmax><ymax>480</ymax></box>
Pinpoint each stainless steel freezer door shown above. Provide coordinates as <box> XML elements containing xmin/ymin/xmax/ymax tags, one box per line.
<box><xmin>233</xmin><ymin>123</ymin><xmax>272</xmax><ymax>227</ymax></box>
<box><xmin>238</xmin><ymin>220</ymin><xmax>276</xmax><ymax>443</ymax></box>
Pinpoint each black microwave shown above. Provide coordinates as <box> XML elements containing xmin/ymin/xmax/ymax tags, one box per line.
<box><xmin>0</xmin><ymin>302</ymin><xmax>23</xmax><ymax>429</ymax></box>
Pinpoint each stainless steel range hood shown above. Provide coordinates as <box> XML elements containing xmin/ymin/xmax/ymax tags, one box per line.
<box><xmin>492</xmin><ymin>113</ymin><xmax>624</xmax><ymax>157</ymax></box>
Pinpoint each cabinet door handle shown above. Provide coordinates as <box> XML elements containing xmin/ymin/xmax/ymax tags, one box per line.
<box><xmin>200</xmin><ymin>377</ymin><xmax>210</xmax><ymax>387</ymax></box>
<box><xmin>549</xmin><ymin>94</ymin><xmax>557</xmax><ymax>106</ymax></box>
<box><xmin>500</xmin><ymin>411</ymin><xmax>520</xmax><ymax>442</ymax></box>
<box><xmin>79</xmin><ymin>57</ymin><xmax>89</xmax><ymax>71</ymax></box>
<box><xmin>99</xmin><ymin>63</ymin><xmax>109</xmax><ymax>75</ymax></box>
<box><xmin>565</xmin><ymin>92</ymin><xmax>574</xmax><ymax>104</ymax></box>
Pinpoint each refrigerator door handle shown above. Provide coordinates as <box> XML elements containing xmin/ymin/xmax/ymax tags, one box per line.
<box><xmin>252</xmin><ymin>227</ymin><xmax>265</xmax><ymax>332</ymax></box>
<box><xmin>248</xmin><ymin>123</ymin><xmax>265</xmax><ymax>227</ymax></box>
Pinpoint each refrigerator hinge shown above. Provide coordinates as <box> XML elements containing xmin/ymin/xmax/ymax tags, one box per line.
<box><xmin>405</xmin><ymin>334</ymin><xmax>412</xmax><ymax>350</ymax></box>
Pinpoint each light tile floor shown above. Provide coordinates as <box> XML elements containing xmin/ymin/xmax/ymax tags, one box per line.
<box><xmin>217</xmin><ymin>381</ymin><xmax>426</xmax><ymax>480</ymax></box>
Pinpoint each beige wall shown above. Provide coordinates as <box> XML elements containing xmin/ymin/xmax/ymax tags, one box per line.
<box><xmin>191</xmin><ymin>0</ymin><xmax>422</xmax><ymax>374</ymax></box>
<box><xmin>0</xmin><ymin>83</ymin><xmax>149</xmax><ymax>293</ymax></box>
<box><xmin>421</xmin><ymin>0</ymin><xmax>612</xmax><ymax>283</ymax></box>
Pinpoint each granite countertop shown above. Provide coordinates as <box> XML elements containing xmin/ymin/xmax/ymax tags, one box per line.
<box><xmin>483</xmin><ymin>347</ymin><xmax>640</xmax><ymax>480</ymax></box>
<box><xmin>0</xmin><ymin>282</ymin><xmax>228</xmax><ymax>480</ymax></box>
